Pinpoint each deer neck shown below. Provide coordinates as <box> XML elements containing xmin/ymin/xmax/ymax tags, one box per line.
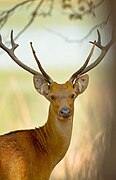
<box><xmin>44</xmin><ymin>104</ymin><xmax>74</xmax><ymax>167</ymax></box>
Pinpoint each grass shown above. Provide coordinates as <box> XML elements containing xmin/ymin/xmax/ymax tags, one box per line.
<box><xmin>0</xmin><ymin>70</ymin><xmax>48</xmax><ymax>133</ymax></box>
<box><xmin>0</xmin><ymin>69</ymin><xmax>106</xmax><ymax>179</ymax></box>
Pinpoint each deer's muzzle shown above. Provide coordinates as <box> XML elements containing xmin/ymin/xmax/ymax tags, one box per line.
<box><xmin>59</xmin><ymin>107</ymin><xmax>72</xmax><ymax>118</ymax></box>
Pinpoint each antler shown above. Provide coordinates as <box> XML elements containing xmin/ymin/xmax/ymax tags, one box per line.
<box><xmin>69</xmin><ymin>41</ymin><xmax>96</xmax><ymax>82</ymax></box>
<box><xmin>30</xmin><ymin>42</ymin><xmax>53</xmax><ymax>84</ymax></box>
<box><xmin>0</xmin><ymin>30</ymin><xmax>39</xmax><ymax>75</ymax></box>
<box><xmin>80</xmin><ymin>30</ymin><xmax>114</xmax><ymax>75</ymax></box>
<box><xmin>0</xmin><ymin>30</ymin><xmax>53</xmax><ymax>84</ymax></box>
<box><xmin>69</xmin><ymin>29</ymin><xmax>114</xmax><ymax>82</ymax></box>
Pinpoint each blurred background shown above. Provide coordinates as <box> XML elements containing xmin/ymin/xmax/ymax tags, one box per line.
<box><xmin>0</xmin><ymin>0</ymin><xmax>115</xmax><ymax>179</ymax></box>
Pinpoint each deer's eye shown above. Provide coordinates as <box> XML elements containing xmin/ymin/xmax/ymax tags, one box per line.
<box><xmin>51</xmin><ymin>95</ymin><xmax>55</xmax><ymax>100</ymax></box>
<box><xmin>71</xmin><ymin>94</ymin><xmax>75</xmax><ymax>99</ymax></box>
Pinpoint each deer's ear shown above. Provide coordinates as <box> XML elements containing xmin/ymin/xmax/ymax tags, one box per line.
<box><xmin>33</xmin><ymin>75</ymin><xmax>50</xmax><ymax>100</ymax></box>
<box><xmin>74</xmin><ymin>74</ymin><xmax>89</xmax><ymax>95</ymax></box>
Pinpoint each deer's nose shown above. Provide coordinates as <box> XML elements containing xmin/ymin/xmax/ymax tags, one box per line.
<box><xmin>59</xmin><ymin>107</ymin><xmax>71</xmax><ymax>118</ymax></box>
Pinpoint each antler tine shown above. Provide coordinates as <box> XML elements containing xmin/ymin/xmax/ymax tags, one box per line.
<box><xmin>80</xmin><ymin>29</ymin><xmax>114</xmax><ymax>75</ymax></box>
<box><xmin>30</xmin><ymin>42</ymin><xmax>53</xmax><ymax>84</ymax></box>
<box><xmin>0</xmin><ymin>34</ymin><xmax>2</xmax><ymax>44</ymax></box>
<box><xmin>97</xmin><ymin>29</ymin><xmax>102</xmax><ymax>47</ymax></box>
<box><xmin>69</xmin><ymin>41</ymin><xmax>96</xmax><ymax>82</ymax></box>
<box><xmin>0</xmin><ymin>34</ymin><xmax>7</xmax><ymax>52</ymax></box>
<box><xmin>0</xmin><ymin>30</ymin><xmax>39</xmax><ymax>76</ymax></box>
<box><xmin>90</xmin><ymin>30</ymin><xmax>103</xmax><ymax>50</ymax></box>
<box><xmin>10</xmin><ymin>30</ymin><xmax>19</xmax><ymax>50</ymax></box>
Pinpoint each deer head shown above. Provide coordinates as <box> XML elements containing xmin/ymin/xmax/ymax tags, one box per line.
<box><xmin>0</xmin><ymin>30</ymin><xmax>113</xmax><ymax>121</ymax></box>
<box><xmin>34</xmin><ymin>74</ymin><xmax>89</xmax><ymax>120</ymax></box>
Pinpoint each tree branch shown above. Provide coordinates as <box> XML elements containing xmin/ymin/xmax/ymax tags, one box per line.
<box><xmin>0</xmin><ymin>0</ymin><xmax>110</xmax><ymax>42</ymax></box>
<box><xmin>15</xmin><ymin>0</ymin><xmax>45</xmax><ymax>40</ymax></box>
<box><xmin>45</xmin><ymin>11</ymin><xmax>111</xmax><ymax>43</ymax></box>
<box><xmin>0</xmin><ymin>0</ymin><xmax>36</xmax><ymax>29</ymax></box>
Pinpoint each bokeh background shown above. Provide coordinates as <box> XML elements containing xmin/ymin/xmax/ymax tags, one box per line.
<box><xmin>0</xmin><ymin>1</ymin><xmax>115</xmax><ymax>179</ymax></box>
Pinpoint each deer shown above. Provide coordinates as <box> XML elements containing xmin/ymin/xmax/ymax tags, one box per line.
<box><xmin>0</xmin><ymin>30</ymin><xmax>114</xmax><ymax>180</ymax></box>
